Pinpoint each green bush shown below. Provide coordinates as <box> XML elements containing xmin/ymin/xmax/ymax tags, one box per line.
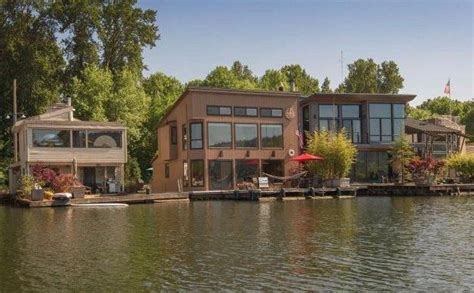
<box><xmin>447</xmin><ymin>153</ymin><xmax>474</xmax><ymax>182</ymax></box>
<box><xmin>305</xmin><ymin>129</ymin><xmax>358</xmax><ymax>180</ymax></box>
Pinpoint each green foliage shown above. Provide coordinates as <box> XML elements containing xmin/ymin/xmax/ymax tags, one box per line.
<box><xmin>305</xmin><ymin>129</ymin><xmax>358</xmax><ymax>179</ymax></box>
<box><xmin>321</xmin><ymin>77</ymin><xmax>332</xmax><ymax>93</ymax></box>
<box><xmin>201</xmin><ymin>65</ymin><xmax>258</xmax><ymax>89</ymax></box>
<box><xmin>259</xmin><ymin>69</ymin><xmax>288</xmax><ymax>91</ymax></box>
<box><xmin>406</xmin><ymin>106</ymin><xmax>433</xmax><ymax>120</ymax></box>
<box><xmin>388</xmin><ymin>137</ymin><xmax>416</xmax><ymax>183</ymax></box>
<box><xmin>20</xmin><ymin>175</ymin><xmax>35</xmax><ymax>197</ymax></box>
<box><xmin>447</xmin><ymin>153</ymin><xmax>474</xmax><ymax>182</ymax></box>
<box><xmin>280</xmin><ymin>64</ymin><xmax>319</xmax><ymax>95</ymax></box>
<box><xmin>340</xmin><ymin>58</ymin><xmax>404</xmax><ymax>93</ymax></box>
<box><xmin>125</xmin><ymin>155</ymin><xmax>142</xmax><ymax>192</ymax></box>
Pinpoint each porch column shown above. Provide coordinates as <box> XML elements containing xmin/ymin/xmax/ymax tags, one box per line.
<box><xmin>120</xmin><ymin>164</ymin><xmax>125</xmax><ymax>193</ymax></box>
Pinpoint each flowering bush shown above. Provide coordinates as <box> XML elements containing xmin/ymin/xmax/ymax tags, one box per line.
<box><xmin>408</xmin><ymin>157</ymin><xmax>446</xmax><ymax>185</ymax></box>
<box><xmin>447</xmin><ymin>153</ymin><xmax>474</xmax><ymax>182</ymax></box>
<box><xmin>31</xmin><ymin>164</ymin><xmax>57</xmax><ymax>188</ymax></box>
<box><xmin>51</xmin><ymin>174</ymin><xmax>82</xmax><ymax>193</ymax></box>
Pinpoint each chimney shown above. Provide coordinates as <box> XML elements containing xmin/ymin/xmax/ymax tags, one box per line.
<box><xmin>290</xmin><ymin>81</ymin><xmax>296</xmax><ymax>92</ymax></box>
<box><xmin>67</xmin><ymin>97</ymin><xmax>73</xmax><ymax>121</ymax></box>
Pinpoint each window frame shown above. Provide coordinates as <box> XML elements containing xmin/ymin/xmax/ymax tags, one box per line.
<box><xmin>207</xmin><ymin>122</ymin><xmax>232</xmax><ymax>149</ymax></box>
<box><xmin>260</xmin><ymin>123</ymin><xmax>284</xmax><ymax>149</ymax></box>
<box><xmin>207</xmin><ymin>105</ymin><xmax>232</xmax><ymax>116</ymax></box>
<box><xmin>208</xmin><ymin>159</ymin><xmax>234</xmax><ymax>190</ymax></box>
<box><xmin>260</xmin><ymin>107</ymin><xmax>283</xmax><ymax>118</ymax></box>
<box><xmin>190</xmin><ymin>122</ymin><xmax>203</xmax><ymax>150</ymax></box>
<box><xmin>182</xmin><ymin>124</ymin><xmax>187</xmax><ymax>150</ymax></box>
<box><xmin>165</xmin><ymin>163</ymin><xmax>170</xmax><ymax>178</ymax></box>
<box><xmin>32</xmin><ymin>128</ymin><xmax>71</xmax><ymax>148</ymax></box>
<box><xmin>190</xmin><ymin>159</ymin><xmax>205</xmax><ymax>187</ymax></box>
<box><xmin>170</xmin><ymin>125</ymin><xmax>177</xmax><ymax>146</ymax></box>
<box><xmin>234</xmin><ymin>106</ymin><xmax>258</xmax><ymax>117</ymax></box>
<box><xmin>234</xmin><ymin>123</ymin><xmax>258</xmax><ymax>149</ymax></box>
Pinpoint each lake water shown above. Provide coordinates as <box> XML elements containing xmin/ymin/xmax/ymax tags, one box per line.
<box><xmin>0</xmin><ymin>197</ymin><xmax>473</xmax><ymax>291</ymax></box>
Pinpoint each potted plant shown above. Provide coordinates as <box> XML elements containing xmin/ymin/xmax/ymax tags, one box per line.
<box><xmin>305</xmin><ymin>129</ymin><xmax>357</xmax><ymax>188</ymax></box>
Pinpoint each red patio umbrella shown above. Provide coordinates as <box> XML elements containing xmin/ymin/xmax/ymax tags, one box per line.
<box><xmin>290</xmin><ymin>153</ymin><xmax>324</xmax><ymax>162</ymax></box>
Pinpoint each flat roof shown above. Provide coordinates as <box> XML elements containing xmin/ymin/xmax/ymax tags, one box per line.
<box><xmin>13</xmin><ymin>119</ymin><xmax>126</xmax><ymax>131</ymax></box>
<box><xmin>301</xmin><ymin>92</ymin><xmax>417</xmax><ymax>104</ymax></box>
<box><xmin>158</xmin><ymin>87</ymin><xmax>302</xmax><ymax>127</ymax></box>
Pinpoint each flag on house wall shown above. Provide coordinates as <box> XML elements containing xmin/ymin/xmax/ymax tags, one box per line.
<box><xmin>444</xmin><ymin>79</ymin><xmax>451</xmax><ymax>95</ymax></box>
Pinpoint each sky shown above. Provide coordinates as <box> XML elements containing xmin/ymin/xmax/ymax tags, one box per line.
<box><xmin>139</xmin><ymin>0</ymin><xmax>473</xmax><ymax>105</ymax></box>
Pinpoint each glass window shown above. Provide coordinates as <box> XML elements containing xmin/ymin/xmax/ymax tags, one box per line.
<box><xmin>262</xmin><ymin>160</ymin><xmax>284</xmax><ymax>182</ymax></box>
<box><xmin>393</xmin><ymin>119</ymin><xmax>404</xmax><ymax>140</ymax></box>
<box><xmin>165</xmin><ymin>163</ymin><xmax>170</xmax><ymax>178</ymax></box>
<box><xmin>234</xmin><ymin>107</ymin><xmax>257</xmax><ymax>117</ymax></box>
<box><xmin>319</xmin><ymin>119</ymin><xmax>338</xmax><ymax>131</ymax></box>
<box><xmin>171</xmin><ymin>126</ymin><xmax>177</xmax><ymax>145</ymax></box>
<box><xmin>88</xmin><ymin>131</ymin><xmax>122</xmax><ymax>148</ymax></box>
<box><xmin>381</xmin><ymin>119</ymin><xmax>392</xmax><ymax>135</ymax></box>
<box><xmin>191</xmin><ymin>160</ymin><xmax>204</xmax><ymax>187</ymax></box>
<box><xmin>393</xmin><ymin>104</ymin><xmax>405</xmax><ymax>118</ymax></box>
<box><xmin>32</xmin><ymin>129</ymin><xmax>70</xmax><ymax>147</ymax></box>
<box><xmin>182</xmin><ymin>124</ymin><xmax>187</xmax><ymax>150</ymax></box>
<box><xmin>236</xmin><ymin>160</ymin><xmax>259</xmax><ymax>184</ymax></box>
<box><xmin>235</xmin><ymin>124</ymin><xmax>257</xmax><ymax>148</ymax></box>
<box><xmin>207</xmin><ymin>105</ymin><xmax>231</xmax><ymax>116</ymax></box>
<box><xmin>261</xmin><ymin>124</ymin><xmax>283</xmax><ymax>148</ymax></box>
<box><xmin>72</xmin><ymin>130</ymin><xmax>86</xmax><ymax>148</ymax></box>
<box><xmin>208</xmin><ymin>160</ymin><xmax>233</xmax><ymax>190</ymax></box>
<box><xmin>341</xmin><ymin>105</ymin><xmax>360</xmax><ymax>118</ymax></box>
<box><xmin>190</xmin><ymin>122</ymin><xmax>203</xmax><ymax>149</ymax></box>
<box><xmin>260</xmin><ymin>108</ymin><xmax>283</xmax><ymax>117</ymax></box>
<box><xmin>369</xmin><ymin>104</ymin><xmax>391</xmax><ymax>118</ymax></box>
<box><xmin>319</xmin><ymin>105</ymin><xmax>338</xmax><ymax>118</ymax></box>
<box><xmin>208</xmin><ymin>123</ymin><xmax>232</xmax><ymax>148</ymax></box>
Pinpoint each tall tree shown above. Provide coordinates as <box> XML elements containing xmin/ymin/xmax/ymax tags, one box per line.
<box><xmin>230</xmin><ymin>61</ymin><xmax>257</xmax><ymax>83</ymax></box>
<box><xmin>51</xmin><ymin>1</ymin><xmax>101</xmax><ymax>82</ymax></box>
<box><xmin>259</xmin><ymin>69</ymin><xmax>288</xmax><ymax>91</ymax></box>
<box><xmin>342</xmin><ymin>58</ymin><xmax>379</xmax><ymax>93</ymax></box>
<box><xmin>321</xmin><ymin>77</ymin><xmax>332</xmax><ymax>93</ymax></box>
<box><xmin>280</xmin><ymin>64</ymin><xmax>319</xmax><ymax>95</ymax></box>
<box><xmin>99</xmin><ymin>0</ymin><xmax>159</xmax><ymax>74</ymax></box>
<box><xmin>377</xmin><ymin>61</ymin><xmax>404</xmax><ymax>94</ymax></box>
<box><xmin>202</xmin><ymin>66</ymin><xmax>257</xmax><ymax>89</ymax></box>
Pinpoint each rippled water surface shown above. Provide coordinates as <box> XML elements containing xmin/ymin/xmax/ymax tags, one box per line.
<box><xmin>0</xmin><ymin>197</ymin><xmax>473</xmax><ymax>291</ymax></box>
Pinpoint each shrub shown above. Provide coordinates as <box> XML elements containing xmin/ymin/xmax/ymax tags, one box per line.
<box><xmin>31</xmin><ymin>164</ymin><xmax>57</xmax><ymax>188</ymax></box>
<box><xmin>408</xmin><ymin>157</ymin><xmax>446</xmax><ymax>184</ymax></box>
<box><xmin>20</xmin><ymin>175</ymin><xmax>36</xmax><ymax>197</ymax></box>
<box><xmin>51</xmin><ymin>174</ymin><xmax>81</xmax><ymax>193</ymax></box>
<box><xmin>305</xmin><ymin>129</ymin><xmax>357</xmax><ymax>180</ymax></box>
<box><xmin>447</xmin><ymin>153</ymin><xmax>474</xmax><ymax>182</ymax></box>
<box><xmin>388</xmin><ymin>137</ymin><xmax>416</xmax><ymax>184</ymax></box>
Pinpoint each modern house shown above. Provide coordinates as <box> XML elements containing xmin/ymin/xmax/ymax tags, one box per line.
<box><xmin>8</xmin><ymin>100</ymin><xmax>127</xmax><ymax>194</ymax></box>
<box><xmin>299</xmin><ymin>93</ymin><xmax>416</xmax><ymax>183</ymax></box>
<box><xmin>151</xmin><ymin>87</ymin><xmax>301</xmax><ymax>192</ymax></box>
<box><xmin>405</xmin><ymin>115</ymin><xmax>467</xmax><ymax>159</ymax></box>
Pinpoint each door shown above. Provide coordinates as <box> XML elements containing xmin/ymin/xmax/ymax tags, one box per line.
<box><xmin>83</xmin><ymin>167</ymin><xmax>96</xmax><ymax>187</ymax></box>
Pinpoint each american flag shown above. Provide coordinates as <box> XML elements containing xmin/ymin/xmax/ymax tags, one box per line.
<box><xmin>444</xmin><ymin>79</ymin><xmax>451</xmax><ymax>96</ymax></box>
<box><xmin>295</xmin><ymin>129</ymin><xmax>304</xmax><ymax>150</ymax></box>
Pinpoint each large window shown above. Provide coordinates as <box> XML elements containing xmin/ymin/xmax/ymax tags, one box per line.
<box><xmin>207</xmin><ymin>105</ymin><xmax>232</xmax><ymax>116</ymax></box>
<box><xmin>341</xmin><ymin>105</ymin><xmax>361</xmax><ymax>143</ymax></box>
<box><xmin>208</xmin><ymin>160</ymin><xmax>233</xmax><ymax>190</ymax></box>
<box><xmin>171</xmin><ymin>126</ymin><xmax>177</xmax><ymax>145</ymax></box>
<box><xmin>352</xmin><ymin>151</ymin><xmax>389</xmax><ymax>182</ymax></box>
<box><xmin>262</xmin><ymin>160</ymin><xmax>284</xmax><ymax>182</ymax></box>
<box><xmin>261</xmin><ymin>124</ymin><xmax>283</xmax><ymax>148</ymax></box>
<box><xmin>165</xmin><ymin>163</ymin><xmax>170</xmax><ymax>178</ymax></box>
<box><xmin>369</xmin><ymin>104</ymin><xmax>405</xmax><ymax>142</ymax></box>
<box><xmin>72</xmin><ymin>130</ymin><xmax>86</xmax><ymax>148</ymax></box>
<box><xmin>236</xmin><ymin>160</ymin><xmax>259</xmax><ymax>185</ymax></box>
<box><xmin>235</xmin><ymin>124</ymin><xmax>258</xmax><ymax>148</ymax></box>
<box><xmin>190</xmin><ymin>122</ymin><xmax>203</xmax><ymax>149</ymax></box>
<box><xmin>260</xmin><ymin>108</ymin><xmax>283</xmax><ymax>118</ymax></box>
<box><xmin>234</xmin><ymin>107</ymin><xmax>257</xmax><ymax>117</ymax></box>
<box><xmin>191</xmin><ymin>160</ymin><xmax>204</xmax><ymax>187</ymax></box>
<box><xmin>33</xmin><ymin>129</ymin><xmax>70</xmax><ymax>148</ymax></box>
<box><xmin>88</xmin><ymin>131</ymin><xmax>122</xmax><ymax>148</ymax></box>
<box><xmin>208</xmin><ymin>122</ymin><xmax>232</xmax><ymax>148</ymax></box>
<box><xmin>318</xmin><ymin>104</ymin><xmax>338</xmax><ymax>131</ymax></box>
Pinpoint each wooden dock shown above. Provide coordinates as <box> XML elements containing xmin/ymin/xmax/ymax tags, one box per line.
<box><xmin>361</xmin><ymin>183</ymin><xmax>474</xmax><ymax>196</ymax></box>
<box><xmin>15</xmin><ymin>192</ymin><xmax>189</xmax><ymax>208</ymax></box>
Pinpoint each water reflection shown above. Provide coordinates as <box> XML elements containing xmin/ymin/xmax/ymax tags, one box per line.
<box><xmin>0</xmin><ymin>197</ymin><xmax>473</xmax><ymax>291</ymax></box>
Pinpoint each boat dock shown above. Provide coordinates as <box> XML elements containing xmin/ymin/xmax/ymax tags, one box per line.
<box><xmin>359</xmin><ymin>183</ymin><xmax>474</xmax><ymax>196</ymax></box>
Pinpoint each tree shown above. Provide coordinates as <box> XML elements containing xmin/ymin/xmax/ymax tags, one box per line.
<box><xmin>388</xmin><ymin>137</ymin><xmax>416</xmax><ymax>184</ymax></box>
<box><xmin>341</xmin><ymin>58</ymin><xmax>404</xmax><ymax>93</ymax></box>
<box><xmin>407</xmin><ymin>106</ymin><xmax>433</xmax><ymax>120</ymax></box>
<box><xmin>418</xmin><ymin>96</ymin><xmax>468</xmax><ymax>117</ymax></box>
<box><xmin>51</xmin><ymin>1</ymin><xmax>101</xmax><ymax>82</ymax></box>
<box><xmin>70</xmin><ymin>65</ymin><xmax>112</xmax><ymax>122</ymax></box>
<box><xmin>202</xmin><ymin>66</ymin><xmax>257</xmax><ymax>89</ymax></box>
<box><xmin>259</xmin><ymin>69</ymin><xmax>288</xmax><ymax>91</ymax></box>
<box><xmin>99</xmin><ymin>0</ymin><xmax>159</xmax><ymax>74</ymax></box>
<box><xmin>321</xmin><ymin>77</ymin><xmax>332</xmax><ymax>93</ymax></box>
<box><xmin>230</xmin><ymin>61</ymin><xmax>257</xmax><ymax>83</ymax></box>
<box><xmin>377</xmin><ymin>61</ymin><xmax>404</xmax><ymax>94</ymax></box>
<box><xmin>280</xmin><ymin>64</ymin><xmax>319</xmax><ymax>95</ymax></box>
